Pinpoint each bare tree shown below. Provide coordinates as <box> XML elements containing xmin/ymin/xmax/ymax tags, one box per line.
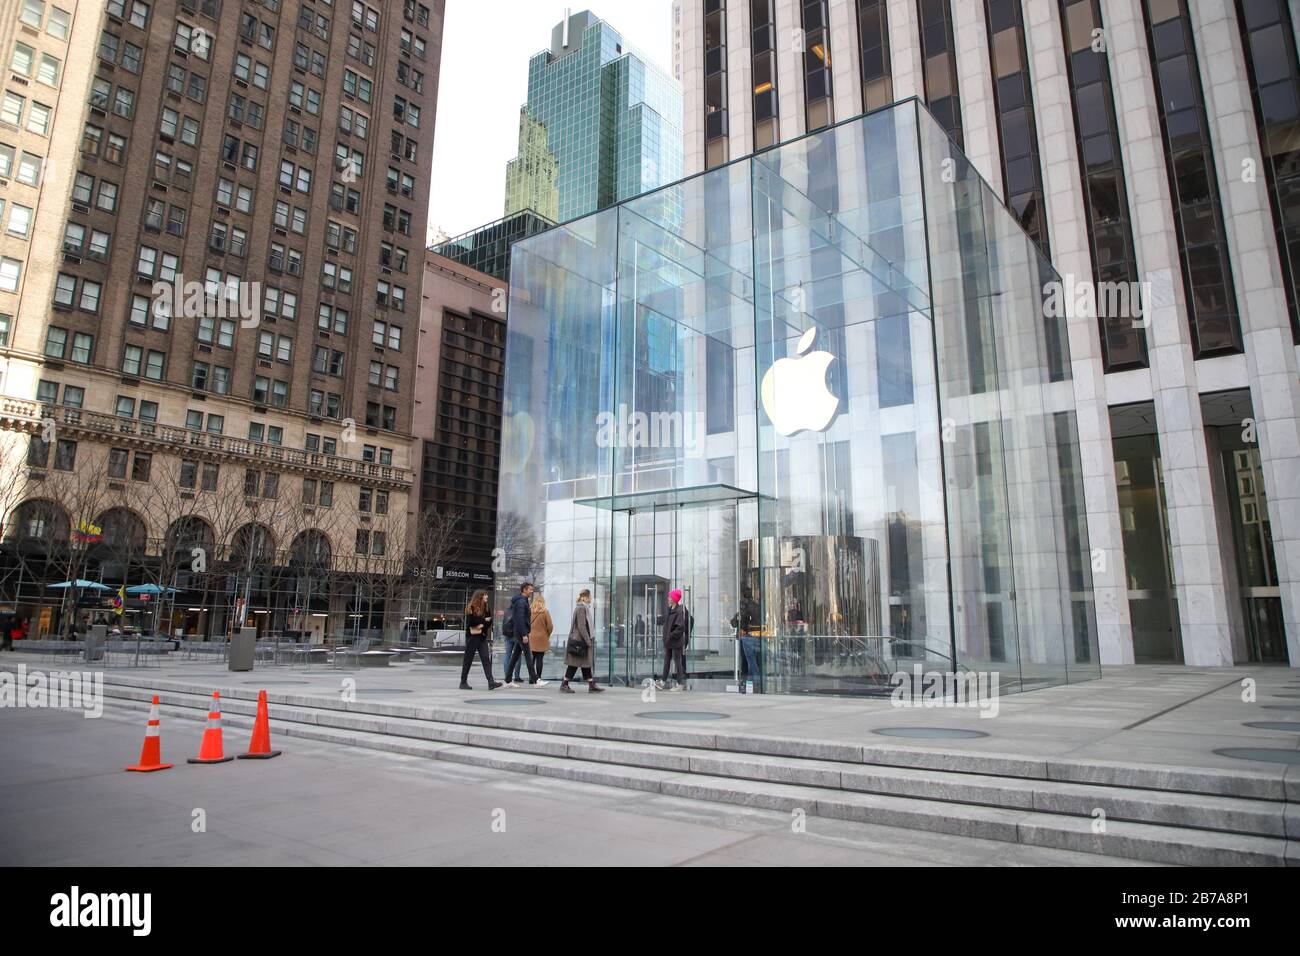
<box><xmin>494</xmin><ymin>510</ymin><xmax>544</xmax><ymax>586</ymax></box>
<box><xmin>275</xmin><ymin>486</ymin><xmax>349</xmax><ymax>639</ymax></box>
<box><xmin>30</xmin><ymin>449</ymin><xmax>116</xmax><ymax>638</ymax></box>
<box><xmin>0</xmin><ymin>437</ymin><xmax>36</xmax><ymax>607</ymax></box>
<box><xmin>405</xmin><ymin>505</ymin><xmax>465</xmax><ymax>625</ymax></box>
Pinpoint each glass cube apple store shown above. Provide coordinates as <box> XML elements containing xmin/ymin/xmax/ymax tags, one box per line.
<box><xmin>496</xmin><ymin>99</ymin><xmax>1101</xmax><ymax>695</ymax></box>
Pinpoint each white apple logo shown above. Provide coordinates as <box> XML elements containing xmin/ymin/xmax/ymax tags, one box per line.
<box><xmin>760</xmin><ymin>328</ymin><xmax>839</xmax><ymax>436</ymax></box>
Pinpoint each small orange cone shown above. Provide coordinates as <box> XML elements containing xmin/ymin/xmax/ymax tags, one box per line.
<box><xmin>237</xmin><ymin>690</ymin><xmax>281</xmax><ymax>760</ymax></box>
<box><xmin>187</xmin><ymin>691</ymin><xmax>234</xmax><ymax>764</ymax></box>
<box><xmin>125</xmin><ymin>695</ymin><xmax>173</xmax><ymax>772</ymax></box>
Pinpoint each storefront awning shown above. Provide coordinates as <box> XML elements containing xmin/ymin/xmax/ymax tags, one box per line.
<box><xmin>575</xmin><ymin>482</ymin><xmax>769</xmax><ymax>513</ymax></box>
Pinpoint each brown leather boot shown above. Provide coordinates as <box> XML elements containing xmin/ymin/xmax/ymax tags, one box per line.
<box><xmin>560</xmin><ymin>680</ymin><xmax>575</xmax><ymax>694</ymax></box>
<box><xmin>588</xmin><ymin>679</ymin><xmax>604</xmax><ymax>693</ymax></box>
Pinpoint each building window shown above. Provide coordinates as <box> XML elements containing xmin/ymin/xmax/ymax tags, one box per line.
<box><xmin>916</xmin><ymin>0</ymin><xmax>961</xmax><ymax>144</ymax></box>
<box><xmin>1140</xmin><ymin>0</ymin><xmax>1242</xmax><ymax>356</ymax></box>
<box><xmin>801</xmin><ymin>0</ymin><xmax>834</xmax><ymax>131</ymax></box>
<box><xmin>1059</xmin><ymin>0</ymin><xmax>1147</xmax><ymax>370</ymax></box>
<box><xmin>703</xmin><ymin>0</ymin><xmax>727</xmax><ymax>168</ymax></box>
<box><xmin>1233</xmin><ymin>0</ymin><xmax>1300</xmax><ymax>338</ymax></box>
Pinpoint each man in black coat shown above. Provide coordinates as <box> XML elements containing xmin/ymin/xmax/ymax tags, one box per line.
<box><xmin>502</xmin><ymin>582</ymin><xmax>536</xmax><ymax>686</ymax></box>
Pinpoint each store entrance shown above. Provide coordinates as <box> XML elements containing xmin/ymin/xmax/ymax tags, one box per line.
<box><xmin>598</xmin><ymin>486</ymin><xmax>760</xmax><ymax>691</ymax></box>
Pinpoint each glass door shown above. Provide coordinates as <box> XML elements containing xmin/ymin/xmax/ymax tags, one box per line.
<box><xmin>607</xmin><ymin>497</ymin><xmax>746</xmax><ymax>689</ymax></box>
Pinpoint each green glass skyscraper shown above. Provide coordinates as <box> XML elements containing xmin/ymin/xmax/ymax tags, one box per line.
<box><xmin>504</xmin><ymin>9</ymin><xmax>683</xmax><ymax>224</ymax></box>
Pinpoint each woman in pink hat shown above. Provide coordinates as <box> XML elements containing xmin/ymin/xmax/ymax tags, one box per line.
<box><xmin>657</xmin><ymin>588</ymin><xmax>691</xmax><ymax>691</ymax></box>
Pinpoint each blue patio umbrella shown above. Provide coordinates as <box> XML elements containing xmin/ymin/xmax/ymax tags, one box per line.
<box><xmin>47</xmin><ymin>580</ymin><xmax>111</xmax><ymax>590</ymax></box>
<box><xmin>125</xmin><ymin>584</ymin><xmax>180</xmax><ymax>595</ymax></box>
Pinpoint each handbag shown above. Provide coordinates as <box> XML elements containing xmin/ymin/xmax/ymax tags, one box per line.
<box><xmin>566</xmin><ymin>634</ymin><xmax>589</xmax><ymax>656</ymax></box>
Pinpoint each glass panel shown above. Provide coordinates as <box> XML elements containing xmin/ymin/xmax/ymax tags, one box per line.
<box><xmin>1110</xmin><ymin>402</ymin><xmax>1182</xmax><ymax>662</ymax></box>
<box><xmin>916</xmin><ymin>100</ymin><xmax>1098</xmax><ymax>689</ymax></box>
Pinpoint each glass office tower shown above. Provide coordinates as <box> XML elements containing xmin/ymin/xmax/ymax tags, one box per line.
<box><xmin>504</xmin><ymin>10</ymin><xmax>684</xmax><ymax>224</ymax></box>
<box><xmin>496</xmin><ymin>100</ymin><xmax>1101</xmax><ymax>696</ymax></box>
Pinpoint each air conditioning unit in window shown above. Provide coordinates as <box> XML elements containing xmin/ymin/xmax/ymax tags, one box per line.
<box><xmin>72</xmin><ymin>202</ymin><xmax>89</xmax><ymax>214</ymax></box>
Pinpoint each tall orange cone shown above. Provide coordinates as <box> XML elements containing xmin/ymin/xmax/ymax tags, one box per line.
<box><xmin>125</xmin><ymin>695</ymin><xmax>173</xmax><ymax>772</ymax></box>
<box><xmin>187</xmin><ymin>691</ymin><xmax>234</xmax><ymax>764</ymax></box>
<box><xmin>237</xmin><ymin>690</ymin><xmax>282</xmax><ymax>760</ymax></box>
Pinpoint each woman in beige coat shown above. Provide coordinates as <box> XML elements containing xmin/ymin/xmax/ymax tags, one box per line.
<box><xmin>528</xmin><ymin>592</ymin><xmax>552</xmax><ymax>687</ymax></box>
<box><xmin>561</xmin><ymin>589</ymin><xmax>604</xmax><ymax>694</ymax></box>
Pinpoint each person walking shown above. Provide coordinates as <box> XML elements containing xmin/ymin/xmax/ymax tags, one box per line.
<box><xmin>459</xmin><ymin>590</ymin><xmax>502</xmax><ymax>690</ymax></box>
<box><xmin>560</xmin><ymin>589</ymin><xmax>603</xmax><ymax>694</ymax></box>
<box><xmin>528</xmin><ymin>591</ymin><xmax>552</xmax><ymax>687</ymax></box>
<box><xmin>730</xmin><ymin>587</ymin><xmax>761</xmax><ymax>688</ymax></box>
<box><xmin>657</xmin><ymin>588</ymin><xmax>690</xmax><ymax>691</ymax></box>
<box><xmin>502</xmin><ymin>581</ymin><xmax>537</xmax><ymax>687</ymax></box>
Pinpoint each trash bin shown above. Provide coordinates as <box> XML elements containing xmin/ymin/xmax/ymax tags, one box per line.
<box><xmin>229</xmin><ymin>626</ymin><xmax>256</xmax><ymax>672</ymax></box>
<box><xmin>85</xmin><ymin>624</ymin><xmax>107</xmax><ymax>663</ymax></box>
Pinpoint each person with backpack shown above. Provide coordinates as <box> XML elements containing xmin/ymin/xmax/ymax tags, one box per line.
<box><xmin>657</xmin><ymin>588</ymin><xmax>691</xmax><ymax>692</ymax></box>
<box><xmin>560</xmin><ymin>589</ymin><xmax>603</xmax><ymax>694</ymax></box>
<box><xmin>501</xmin><ymin>581</ymin><xmax>537</xmax><ymax>687</ymax></box>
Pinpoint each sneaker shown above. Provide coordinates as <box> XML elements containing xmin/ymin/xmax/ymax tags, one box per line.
<box><xmin>654</xmin><ymin>680</ymin><xmax>666</xmax><ymax>690</ymax></box>
<box><xmin>509</xmin><ymin>680</ymin><xmax>523</xmax><ymax>688</ymax></box>
<box><xmin>668</xmin><ymin>684</ymin><xmax>684</xmax><ymax>692</ymax></box>
<box><xmin>534</xmin><ymin>679</ymin><xmax>550</xmax><ymax>687</ymax></box>
<box><xmin>459</xmin><ymin>682</ymin><xmax>472</xmax><ymax>690</ymax></box>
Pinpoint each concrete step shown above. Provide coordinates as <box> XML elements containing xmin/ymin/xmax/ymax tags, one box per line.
<box><xmin>82</xmin><ymin>669</ymin><xmax>1289</xmax><ymax>800</ymax></box>
<box><xmin>98</xmin><ymin>684</ymin><xmax>1299</xmax><ymax>864</ymax></box>
<box><xmin>104</xmin><ymin>692</ymin><xmax>1297</xmax><ymax>867</ymax></box>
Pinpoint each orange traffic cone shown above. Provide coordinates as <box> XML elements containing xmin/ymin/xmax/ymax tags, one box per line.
<box><xmin>187</xmin><ymin>691</ymin><xmax>234</xmax><ymax>764</ymax></box>
<box><xmin>125</xmin><ymin>695</ymin><xmax>173</xmax><ymax>772</ymax></box>
<box><xmin>237</xmin><ymin>690</ymin><xmax>281</xmax><ymax>760</ymax></box>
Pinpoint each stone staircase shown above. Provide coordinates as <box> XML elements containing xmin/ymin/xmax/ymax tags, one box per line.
<box><xmin>91</xmin><ymin>672</ymin><xmax>1299</xmax><ymax>866</ymax></box>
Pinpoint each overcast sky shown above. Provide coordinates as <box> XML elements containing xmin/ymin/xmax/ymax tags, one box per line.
<box><xmin>427</xmin><ymin>0</ymin><xmax>675</xmax><ymax>242</ymax></box>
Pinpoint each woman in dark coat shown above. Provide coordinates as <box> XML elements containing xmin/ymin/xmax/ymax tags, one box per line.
<box><xmin>657</xmin><ymin>588</ymin><xmax>689</xmax><ymax>691</ymax></box>
<box><xmin>560</xmin><ymin>589</ymin><xmax>604</xmax><ymax>694</ymax></box>
<box><xmin>460</xmin><ymin>590</ymin><xmax>502</xmax><ymax>690</ymax></box>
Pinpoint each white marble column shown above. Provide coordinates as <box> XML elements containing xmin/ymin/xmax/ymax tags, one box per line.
<box><xmin>1193</xmin><ymin>0</ymin><xmax>1300</xmax><ymax>666</ymax></box>
<box><xmin>1100</xmin><ymin>0</ymin><xmax>1238</xmax><ymax>665</ymax></box>
<box><xmin>1022</xmin><ymin>0</ymin><xmax>1135</xmax><ymax>663</ymax></box>
<box><xmin>887</xmin><ymin>0</ymin><xmax>925</xmax><ymax>100</ymax></box>
<box><xmin>952</xmin><ymin>0</ymin><xmax>1003</xmax><ymax>192</ymax></box>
